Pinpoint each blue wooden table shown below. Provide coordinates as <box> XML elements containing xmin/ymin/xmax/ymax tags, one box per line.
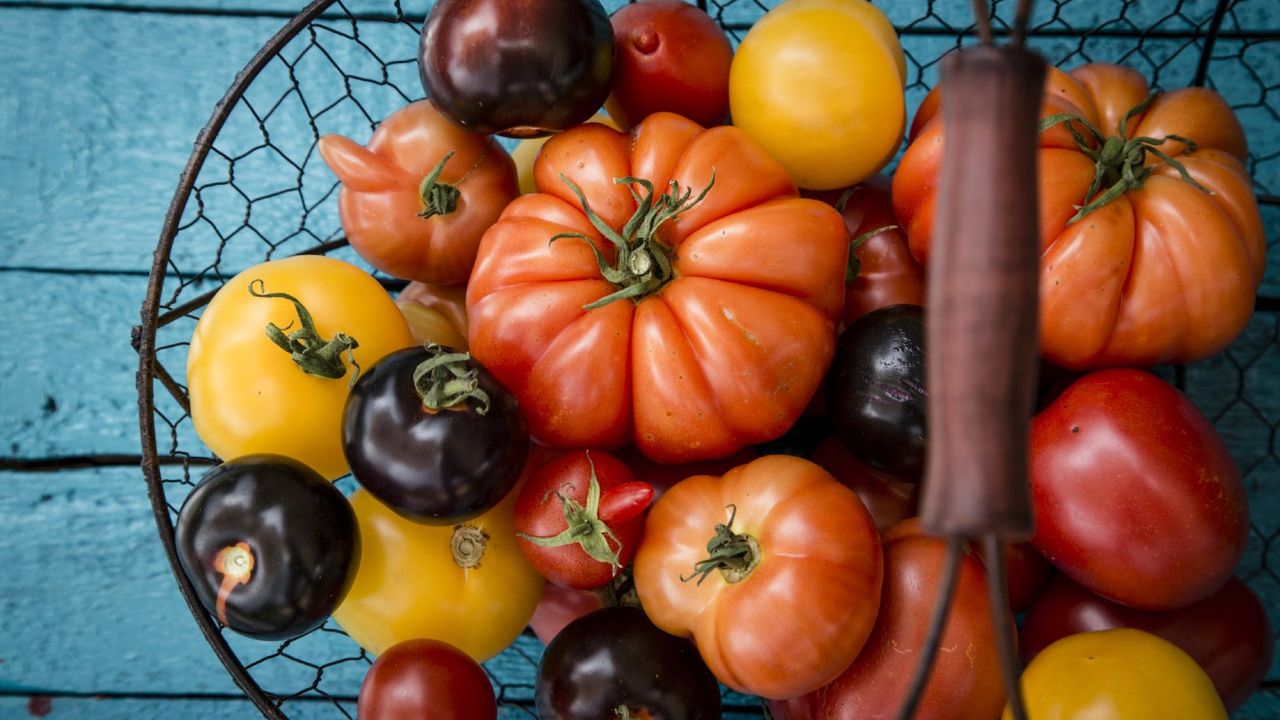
<box><xmin>1</xmin><ymin>0</ymin><xmax>1277</xmax><ymax>717</ymax></box>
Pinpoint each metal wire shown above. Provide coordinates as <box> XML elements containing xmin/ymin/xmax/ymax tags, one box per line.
<box><xmin>135</xmin><ymin>1</ymin><xmax>1280</xmax><ymax>717</ymax></box>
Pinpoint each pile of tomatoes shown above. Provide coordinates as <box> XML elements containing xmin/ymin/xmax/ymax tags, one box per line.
<box><xmin>173</xmin><ymin>1</ymin><xmax>1273</xmax><ymax>718</ymax></box>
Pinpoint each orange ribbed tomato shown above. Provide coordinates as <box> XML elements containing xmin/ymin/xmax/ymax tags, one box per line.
<box><xmin>894</xmin><ymin>63</ymin><xmax>1264</xmax><ymax>369</ymax></box>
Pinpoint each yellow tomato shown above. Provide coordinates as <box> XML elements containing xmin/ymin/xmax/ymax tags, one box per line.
<box><xmin>187</xmin><ymin>255</ymin><xmax>413</xmax><ymax>480</ymax></box>
<box><xmin>333</xmin><ymin>487</ymin><xmax>544</xmax><ymax>661</ymax></box>
<box><xmin>1009</xmin><ymin>628</ymin><xmax>1227</xmax><ymax>719</ymax></box>
<box><xmin>729</xmin><ymin>0</ymin><xmax>906</xmax><ymax>190</ymax></box>
<box><xmin>511</xmin><ymin>113</ymin><xmax>619</xmax><ymax>194</ymax></box>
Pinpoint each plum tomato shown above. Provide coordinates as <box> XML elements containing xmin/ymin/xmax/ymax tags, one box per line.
<box><xmin>536</xmin><ymin>606</ymin><xmax>721</xmax><ymax>719</ymax></box>
<box><xmin>342</xmin><ymin>343</ymin><xmax>528</xmax><ymax>524</ymax></box>
<box><xmin>605</xmin><ymin>0</ymin><xmax>734</xmax><ymax>129</ymax></box>
<box><xmin>358</xmin><ymin>639</ymin><xmax>496</xmax><ymax>720</ymax></box>
<box><xmin>175</xmin><ymin>455</ymin><xmax>359</xmax><ymax>641</ymax></box>
<box><xmin>514</xmin><ymin>450</ymin><xmax>654</xmax><ymax>590</ymax></box>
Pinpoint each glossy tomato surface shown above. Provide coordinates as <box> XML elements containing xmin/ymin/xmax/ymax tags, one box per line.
<box><xmin>175</xmin><ymin>456</ymin><xmax>358</xmax><ymax>641</ymax></box>
<box><xmin>606</xmin><ymin>0</ymin><xmax>733</xmax><ymax>129</ymax></box>
<box><xmin>536</xmin><ymin>606</ymin><xmax>721</xmax><ymax>720</ymax></box>
<box><xmin>1021</xmin><ymin>575</ymin><xmax>1273</xmax><ymax>710</ymax></box>
<box><xmin>634</xmin><ymin>454</ymin><xmax>882</xmax><ymax>699</ymax></box>
<box><xmin>396</xmin><ymin>281</ymin><xmax>469</xmax><ymax>349</ymax></box>
<box><xmin>809</xmin><ymin>435</ymin><xmax>917</xmax><ymax>531</ymax></box>
<box><xmin>358</xmin><ymin>639</ymin><xmax>496</xmax><ymax>720</ymax></box>
<box><xmin>1030</xmin><ymin>369</ymin><xmax>1248</xmax><ymax>610</ymax></box>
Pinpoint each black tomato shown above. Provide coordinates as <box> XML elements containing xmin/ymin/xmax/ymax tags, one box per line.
<box><xmin>827</xmin><ymin>304</ymin><xmax>927</xmax><ymax>482</ymax></box>
<box><xmin>174</xmin><ymin>455</ymin><xmax>359</xmax><ymax>641</ymax></box>
<box><xmin>536</xmin><ymin>606</ymin><xmax>721</xmax><ymax>720</ymax></box>
<box><xmin>342</xmin><ymin>344</ymin><xmax>529</xmax><ymax>524</ymax></box>
<box><xmin>418</xmin><ymin>0</ymin><xmax>615</xmax><ymax>137</ymax></box>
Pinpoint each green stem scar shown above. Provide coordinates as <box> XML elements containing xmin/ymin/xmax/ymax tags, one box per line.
<box><xmin>551</xmin><ymin>171</ymin><xmax>715</xmax><ymax>310</ymax></box>
<box><xmin>1040</xmin><ymin>93</ymin><xmax>1211</xmax><ymax>225</ymax></box>
<box><xmin>248</xmin><ymin>280</ymin><xmax>360</xmax><ymax>386</ymax></box>
<box><xmin>417</xmin><ymin>151</ymin><xmax>461</xmax><ymax>219</ymax></box>
<box><xmin>681</xmin><ymin>505</ymin><xmax>761</xmax><ymax>586</ymax></box>
<box><xmin>517</xmin><ymin>452</ymin><xmax>623</xmax><ymax>572</ymax></box>
<box><xmin>412</xmin><ymin>342</ymin><xmax>490</xmax><ymax>414</ymax></box>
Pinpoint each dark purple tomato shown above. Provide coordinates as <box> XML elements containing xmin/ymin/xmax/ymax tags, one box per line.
<box><xmin>418</xmin><ymin>0</ymin><xmax>615</xmax><ymax>137</ymax></box>
<box><xmin>826</xmin><ymin>304</ymin><xmax>927</xmax><ymax>482</ymax></box>
<box><xmin>359</xmin><ymin>639</ymin><xmax>496</xmax><ymax>720</ymax></box>
<box><xmin>175</xmin><ymin>455</ymin><xmax>358</xmax><ymax>641</ymax></box>
<box><xmin>536</xmin><ymin>606</ymin><xmax>721</xmax><ymax>720</ymax></box>
<box><xmin>342</xmin><ymin>343</ymin><xmax>528</xmax><ymax>524</ymax></box>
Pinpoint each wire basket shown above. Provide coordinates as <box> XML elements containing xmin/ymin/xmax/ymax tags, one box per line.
<box><xmin>135</xmin><ymin>0</ymin><xmax>1280</xmax><ymax>717</ymax></box>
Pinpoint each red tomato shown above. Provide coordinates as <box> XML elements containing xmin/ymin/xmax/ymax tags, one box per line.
<box><xmin>514</xmin><ymin>450</ymin><xmax>654</xmax><ymax>590</ymax></box>
<box><xmin>606</xmin><ymin>0</ymin><xmax>733</xmax><ymax>129</ymax></box>
<box><xmin>615</xmin><ymin>444</ymin><xmax>758</xmax><ymax>499</ymax></box>
<box><xmin>1031</xmin><ymin>369</ymin><xmax>1249</xmax><ymax>610</ymax></box>
<box><xmin>998</xmin><ymin>540</ymin><xmax>1052</xmax><ymax>614</ymax></box>
<box><xmin>809</xmin><ymin>436</ymin><xmax>917</xmax><ymax>531</ymax></box>
<box><xmin>807</xmin><ymin>176</ymin><xmax>924</xmax><ymax>326</ymax></box>
<box><xmin>528</xmin><ymin>583</ymin><xmax>607</xmax><ymax>645</ymax></box>
<box><xmin>774</xmin><ymin>520</ymin><xmax>1009</xmax><ymax>720</ymax></box>
<box><xmin>358</xmin><ymin>639</ymin><xmax>496</xmax><ymax>720</ymax></box>
<box><xmin>1021</xmin><ymin>575</ymin><xmax>1273</xmax><ymax>711</ymax></box>
<box><xmin>634</xmin><ymin>455</ymin><xmax>882</xmax><ymax>700</ymax></box>
<box><xmin>467</xmin><ymin>113</ymin><xmax>847</xmax><ymax>462</ymax></box>
<box><xmin>318</xmin><ymin>101</ymin><xmax>519</xmax><ymax>284</ymax></box>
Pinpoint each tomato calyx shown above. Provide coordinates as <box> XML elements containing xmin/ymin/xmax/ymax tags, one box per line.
<box><xmin>551</xmin><ymin>171</ymin><xmax>716</xmax><ymax>310</ymax></box>
<box><xmin>681</xmin><ymin>504</ymin><xmax>761</xmax><ymax>585</ymax></box>
<box><xmin>248</xmin><ymin>280</ymin><xmax>361</xmax><ymax>385</ymax></box>
<box><xmin>846</xmin><ymin>224</ymin><xmax>900</xmax><ymax>282</ymax></box>
<box><xmin>412</xmin><ymin>342</ymin><xmax>491</xmax><ymax>414</ymax></box>
<box><xmin>450</xmin><ymin>524</ymin><xmax>489</xmax><ymax>569</ymax></box>
<box><xmin>517</xmin><ymin>453</ymin><xmax>626</xmax><ymax>573</ymax></box>
<box><xmin>416</xmin><ymin>150</ymin><xmax>461</xmax><ymax>219</ymax></box>
<box><xmin>1041</xmin><ymin>94</ymin><xmax>1210</xmax><ymax>225</ymax></box>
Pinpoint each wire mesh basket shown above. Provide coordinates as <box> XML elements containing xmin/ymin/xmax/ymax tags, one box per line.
<box><xmin>135</xmin><ymin>0</ymin><xmax>1280</xmax><ymax>717</ymax></box>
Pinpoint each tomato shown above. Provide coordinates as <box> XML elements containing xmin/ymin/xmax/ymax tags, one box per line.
<box><xmin>1031</xmin><ymin>369</ymin><xmax>1248</xmax><ymax>610</ymax></box>
<box><xmin>317</xmin><ymin>101</ymin><xmax>518</xmax><ymax>284</ymax></box>
<box><xmin>633</xmin><ymin>454</ymin><xmax>882</xmax><ymax>699</ymax></box>
<box><xmin>809</xmin><ymin>436</ymin><xmax>917</xmax><ymax>531</ymax></box>
<box><xmin>536</xmin><ymin>607</ymin><xmax>722</xmax><ymax>719</ymax></box>
<box><xmin>807</xmin><ymin>176</ymin><xmax>924</xmax><ymax>326</ymax></box>
<box><xmin>1021</xmin><ymin>575</ymin><xmax>1273</xmax><ymax>711</ymax></box>
<box><xmin>895</xmin><ymin>63</ymin><xmax>1265</xmax><ymax>368</ymax></box>
<box><xmin>175</xmin><ymin>456</ymin><xmax>358</xmax><ymax>641</ymax></box>
<box><xmin>332</xmin><ymin>486</ymin><xmax>544</xmax><ymax>661</ymax></box>
<box><xmin>187</xmin><ymin>256</ymin><xmax>414</xmax><ymax>480</ymax></box>
<box><xmin>729</xmin><ymin>0</ymin><xmax>906</xmax><ymax>190</ymax></box>
<box><xmin>514</xmin><ymin>450</ymin><xmax>652</xmax><ymax>589</ymax></box>
<box><xmin>605</xmin><ymin>0</ymin><xmax>733</xmax><ymax>129</ymax></box>
<box><xmin>418</xmin><ymin>0</ymin><xmax>614</xmax><ymax>137</ymax></box>
<box><xmin>358</xmin><ymin>639</ymin><xmax>496</xmax><ymax>720</ymax></box>
<box><xmin>827</xmin><ymin>304</ymin><xmax>927</xmax><ymax>482</ymax></box>
<box><xmin>615</xmin><ymin>444</ymin><xmax>758</xmax><ymax>500</ymax></box>
<box><xmin>467</xmin><ymin>113</ymin><xmax>848</xmax><ymax>462</ymax></box>
<box><xmin>342</xmin><ymin>345</ymin><xmax>529</xmax><ymax>523</ymax></box>
<box><xmin>998</xmin><ymin>540</ymin><xmax>1052</xmax><ymax>614</ymax></box>
<box><xmin>511</xmin><ymin>113</ymin><xmax>619</xmax><ymax>195</ymax></box>
<box><xmin>774</xmin><ymin>520</ymin><xmax>1008</xmax><ymax>720</ymax></box>
<box><xmin>396</xmin><ymin>281</ymin><xmax>468</xmax><ymax>349</ymax></box>
<box><xmin>528</xmin><ymin>583</ymin><xmax>606</xmax><ymax>645</ymax></box>
<box><xmin>1010</xmin><ymin>628</ymin><xmax>1227</xmax><ymax>719</ymax></box>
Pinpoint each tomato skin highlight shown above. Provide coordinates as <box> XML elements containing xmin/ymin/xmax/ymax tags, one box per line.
<box><xmin>1030</xmin><ymin>368</ymin><xmax>1248</xmax><ymax>611</ymax></box>
<box><xmin>358</xmin><ymin>639</ymin><xmax>497</xmax><ymax>720</ymax></box>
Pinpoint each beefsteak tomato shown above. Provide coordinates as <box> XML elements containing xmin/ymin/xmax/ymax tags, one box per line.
<box><xmin>633</xmin><ymin>454</ymin><xmax>882</xmax><ymax>699</ymax></box>
<box><xmin>895</xmin><ymin>63</ymin><xmax>1265</xmax><ymax>368</ymax></box>
<box><xmin>467</xmin><ymin>112</ymin><xmax>848</xmax><ymax>462</ymax></box>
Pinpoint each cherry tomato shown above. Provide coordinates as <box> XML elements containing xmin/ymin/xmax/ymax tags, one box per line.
<box><xmin>515</xmin><ymin>450</ymin><xmax>653</xmax><ymax>589</ymax></box>
<box><xmin>175</xmin><ymin>456</ymin><xmax>358</xmax><ymax>641</ymax></box>
<box><xmin>1021</xmin><ymin>575</ymin><xmax>1273</xmax><ymax>710</ymax></box>
<box><xmin>634</xmin><ymin>454</ymin><xmax>882</xmax><ymax>699</ymax></box>
<box><xmin>1031</xmin><ymin>369</ymin><xmax>1248</xmax><ymax>610</ymax></box>
<box><xmin>358</xmin><ymin>639</ymin><xmax>496</xmax><ymax>720</ymax></box>
<box><xmin>1010</xmin><ymin>629</ymin><xmax>1227</xmax><ymax>719</ymax></box>
<box><xmin>536</xmin><ymin>607</ymin><xmax>721</xmax><ymax>719</ymax></box>
<box><xmin>605</xmin><ymin>0</ymin><xmax>733</xmax><ymax>129</ymax></box>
